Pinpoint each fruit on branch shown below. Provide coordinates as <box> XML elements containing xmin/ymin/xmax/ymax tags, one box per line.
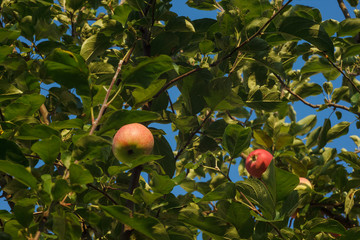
<box><xmin>295</xmin><ymin>177</ymin><xmax>313</xmax><ymax>191</ymax></box>
<box><xmin>245</xmin><ymin>149</ymin><xmax>273</xmax><ymax>178</ymax></box>
<box><xmin>290</xmin><ymin>177</ymin><xmax>314</xmax><ymax>219</ymax></box>
<box><xmin>112</xmin><ymin>123</ymin><xmax>154</xmax><ymax>164</ymax></box>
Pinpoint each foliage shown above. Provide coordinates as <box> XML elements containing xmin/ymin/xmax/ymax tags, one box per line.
<box><xmin>1</xmin><ymin>0</ymin><xmax>360</xmax><ymax>239</ymax></box>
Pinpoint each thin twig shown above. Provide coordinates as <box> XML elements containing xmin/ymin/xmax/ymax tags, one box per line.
<box><xmin>337</xmin><ymin>0</ymin><xmax>351</xmax><ymax>19</ymax></box>
<box><xmin>274</xmin><ymin>73</ymin><xmax>360</xmax><ymax>118</ymax></box>
<box><xmin>324</xmin><ymin>54</ymin><xmax>360</xmax><ymax>95</ymax></box>
<box><xmin>89</xmin><ymin>60</ymin><xmax>124</xmax><ymax>135</ymax></box>
<box><xmin>210</xmin><ymin>0</ymin><xmax>293</xmax><ymax>67</ymax></box>
<box><xmin>175</xmin><ymin>110</ymin><xmax>213</xmax><ymax>160</ymax></box>
<box><xmin>153</xmin><ymin>68</ymin><xmax>201</xmax><ymax>99</ymax></box>
<box><xmin>87</xmin><ymin>183</ymin><xmax>119</xmax><ymax>205</ymax></box>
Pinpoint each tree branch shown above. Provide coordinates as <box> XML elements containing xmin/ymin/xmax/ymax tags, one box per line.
<box><xmin>89</xmin><ymin>59</ymin><xmax>124</xmax><ymax>135</ymax></box>
<box><xmin>324</xmin><ymin>54</ymin><xmax>360</xmax><ymax>95</ymax></box>
<box><xmin>87</xmin><ymin>183</ymin><xmax>119</xmax><ymax>205</ymax></box>
<box><xmin>210</xmin><ymin>0</ymin><xmax>293</xmax><ymax>67</ymax></box>
<box><xmin>337</xmin><ymin>0</ymin><xmax>351</xmax><ymax>19</ymax></box>
<box><xmin>39</xmin><ymin>104</ymin><xmax>50</xmax><ymax>125</ymax></box>
<box><xmin>274</xmin><ymin>73</ymin><xmax>360</xmax><ymax>118</ymax></box>
<box><xmin>175</xmin><ymin>110</ymin><xmax>213</xmax><ymax>160</ymax></box>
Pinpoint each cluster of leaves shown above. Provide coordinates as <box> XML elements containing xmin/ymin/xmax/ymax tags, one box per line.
<box><xmin>1</xmin><ymin>0</ymin><xmax>360</xmax><ymax>239</ymax></box>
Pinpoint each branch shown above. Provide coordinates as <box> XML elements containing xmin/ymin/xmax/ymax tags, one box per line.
<box><xmin>153</xmin><ymin>67</ymin><xmax>201</xmax><ymax>99</ymax></box>
<box><xmin>210</xmin><ymin>0</ymin><xmax>293</xmax><ymax>67</ymax></box>
<box><xmin>324</xmin><ymin>54</ymin><xmax>360</xmax><ymax>95</ymax></box>
<box><xmin>87</xmin><ymin>183</ymin><xmax>119</xmax><ymax>205</ymax></box>
<box><xmin>274</xmin><ymin>74</ymin><xmax>360</xmax><ymax>118</ymax></box>
<box><xmin>175</xmin><ymin>110</ymin><xmax>213</xmax><ymax>160</ymax></box>
<box><xmin>39</xmin><ymin>104</ymin><xmax>50</xmax><ymax>125</ymax></box>
<box><xmin>89</xmin><ymin>59</ymin><xmax>124</xmax><ymax>135</ymax></box>
<box><xmin>153</xmin><ymin>0</ymin><xmax>292</xmax><ymax>98</ymax></box>
<box><xmin>337</xmin><ymin>0</ymin><xmax>351</xmax><ymax>19</ymax></box>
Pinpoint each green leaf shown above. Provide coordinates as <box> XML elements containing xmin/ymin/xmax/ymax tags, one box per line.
<box><xmin>279</xmin><ymin>16</ymin><xmax>334</xmax><ymax>59</ymax></box>
<box><xmin>17</xmin><ymin>124</ymin><xmax>59</xmax><ymax>140</ymax></box>
<box><xmin>304</xmin><ymin>218</ymin><xmax>346</xmax><ymax>235</ymax></box>
<box><xmin>52</xmin><ymin>179</ymin><xmax>71</xmax><ymax>201</ymax></box>
<box><xmin>222</xmin><ymin>124</ymin><xmax>251</xmax><ymax>158</ymax></box>
<box><xmin>13</xmin><ymin>199</ymin><xmax>36</xmax><ymax>227</ymax></box>
<box><xmin>0</xmin><ymin>139</ymin><xmax>28</xmax><ymax>166</ymax></box>
<box><xmin>49</xmin><ymin>118</ymin><xmax>84</xmax><ymax>130</ymax></box>
<box><xmin>199</xmin><ymin>40</ymin><xmax>215</xmax><ymax>54</ymax></box>
<box><xmin>98</xmin><ymin>110</ymin><xmax>160</xmax><ymax>134</ymax></box>
<box><xmin>275</xmin><ymin>168</ymin><xmax>299</xmax><ymax>201</ymax></box>
<box><xmin>153</xmin><ymin>135</ymin><xmax>176</xmax><ymax>178</ymax></box>
<box><xmin>186</xmin><ymin>0</ymin><xmax>217</xmax><ymax>10</ymax></box>
<box><xmin>123</xmin><ymin>55</ymin><xmax>174</xmax><ymax>89</ymax></box>
<box><xmin>200</xmin><ymin>182</ymin><xmax>236</xmax><ymax>202</ymax></box>
<box><xmin>216</xmin><ymin>201</ymin><xmax>254</xmax><ymax>238</ymax></box>
<box><xmin>113</xmin><ymin>4</ymin><xmax>133</xmax><ymax>27</ymax></box>
<box><xmin>332</xmin><ymin>86</ymin><xmax>349</xmax><ymax>103</ymax></box>
<box><xmin>150</xmin><ymin>171</ymin><xmax>176</xmax><ymax>194</ymax></box>
<box><xmin>275</xmin><ymin>134</ymin><xmax>294</xmax><ymax>151</ymax></box>
<box><xmin>300</xmin><ymin>56</ymin><xmax>333</xmax><ymax>75</ymax></box>
<box><xmin>150</xmin><ymin>32</ymin><xmax>179</xmax><ymax>56</ymax></box>
<box><xmin>179</xmin><ymin>205</ymin><xmax>228</xmax><ymax>238</ymax></box>
<box><xmin>338</xmin><ymin>151</ymin><xmax>360</xmax><ymax>170</ymax></box>
<box><xmin>236</xmin><ymin>178</ymin><xmax>276</xmax><ymax>219</ymax></box>
<box><xmin>345</xmin><ymin>189</ymin><xmax>360</xmax><ymax>215</ymax></box>
<box><xmin>72</xmin><ymin>135</ymin><xmax>111</xmax><ymax>160</ymax></box>
<box><xmin>0</xmin><ymin>46</ymin><xmax>13</xmax><ymax>63</ymax></box>
<box><xmin>253</xmin><ymin>129</ymin><xmax>273</xmax><ymax>148</ymax></box>
<box><xmin>346</xmin><ymin>0</ymin><xmax>359</xmax><ymax>7</ymax></box>
<box><xmin>204</xmin><ymin>77</ymin><xmax>233</xmax><ymax>109</ymax></box>
<box><xmin>80</xmin><ymin>33</ymin><xmax>112</xmax><ymax>63</ymax></box>
<box><xmin>292</xmin><ymin>82</ymin><xmax>323</xmax><ymax>100</ymax></box>
<box><xmin>44</xmin><ymin>48</ymin><xmax>90</xmax><ymax>96</ymax></box>
<box><xmin>0</xmin><ymin>160</ymin><xmax>37</xmax><ymax>189</ymax></box>
<box><xmin>31</xmin><ymin>136</ymin><xmax>61</xmax><ymax>164</ymax></box>
<box><xmin>318</xmin><ymin>118</ymin><xmax>331</xmax><ymax>149</ymax></box>
<box><xmin>326</xmin><ymin>121</ymin><xmax>350</xmax><ymax>142</ymax></box>
<box><xmin>125</xmin><ymin>155</ymin><xmax>164</xmax><ymax>169</ymax></box>
<box><xmin>166</xmin><ymin>17</ymin><xmax>195</xmax><ymax>32</ymax></box>
<box><xmin>101</xmin><ymin>205</ymin><xmax>170</xmax><ymax>240</ymax></box>
<box><xmin>4</xmin><ymin>94</ymin><xmax>45</xmax><ymax>120</ymax></box>
<box><xmin>350</xmin><ymin>135</ymin><xmax>360</xmax><ymax>148</ymax></box>
<box><xmin>69</xmin><ymin>164</ymin><xmax>94</xmax><ymax>185</ymax></box>
<box><xmin>289</xmin><ymin>115</ymin><xmax>317</xmax><ymax>136</ymax></box>
<box><xmin>343</xmin><ymin>44</ymin><xmax>360</xmax><ymax>58</ymax></box>
<box><xmin>338</xmin><ymin>18</ymin><xmax>360</xmax><ymax>37</ymax></box>
<box><xmin>0</xmin><ymin>29</ymin><xmax>21</xmax><ymax>44</ymax></box>
<box><xmin>132</xmin><ymin>78</ymin><xmax>167</xmax><ymax>107</ymax></box>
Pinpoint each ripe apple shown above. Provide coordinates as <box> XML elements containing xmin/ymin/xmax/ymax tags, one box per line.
<box><xmin>112</xmin><ymin>123</ymin><xmax>154</xmax><ymax>164</ymax></box>
<box><xmin>295</xmin><ymin>177</ymin><xmax>313</xmax><ymax>191</ymax></box>
<box><xmin>245</xmin><ymin>149</ymin><xmax>273</xmax><ymax>178</ymax></box>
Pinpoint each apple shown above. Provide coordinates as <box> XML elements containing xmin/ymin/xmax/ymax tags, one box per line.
<box><xmin>295</xmin><ymin>177</ymin><xmax>313</xmax><ymax>191</ymax></box>
<box><xmin>245</xmin><ymin>149</ymin><xmax>273</xmax><ymax>178</ymax></box>
<box><xmin>112</xmin><ymin>123</ymin><xmax>154</xmax><ymax>164</ymax></box>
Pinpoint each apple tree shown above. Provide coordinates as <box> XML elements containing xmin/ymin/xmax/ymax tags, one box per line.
<box><xmin>1</xmin><ymin>0</ymin><xmax>360</xmax><ymax>239</ymax></box>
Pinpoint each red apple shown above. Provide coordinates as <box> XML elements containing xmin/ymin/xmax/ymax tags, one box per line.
<box><xmin>245</xmin><ymin>149</ymin><xmax>273</xmax><ymax>178</ymax></box>
<box><xmin>295</xmin><ymin>177</ymin><xmax>313</xmax><ymax>191</ymax></box>
<box><xmin>112</xmin><ymin>123</ymin><xmax>154</xmax><ymax>164</ymax></box>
